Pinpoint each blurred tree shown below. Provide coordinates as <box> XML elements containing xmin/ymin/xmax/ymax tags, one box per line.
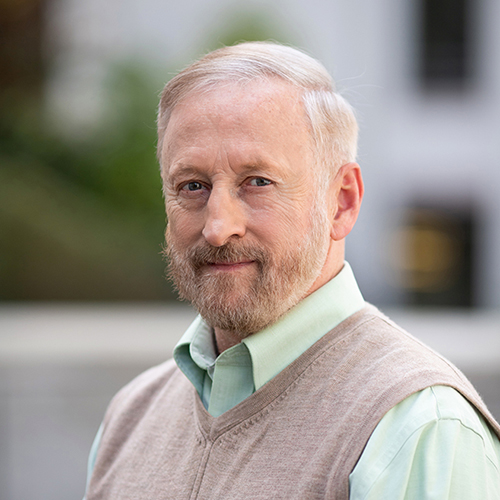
<box><xmin>0</xmin><ymin>64</ymin><xmax>172</xmax><ymax>300</ymax></box>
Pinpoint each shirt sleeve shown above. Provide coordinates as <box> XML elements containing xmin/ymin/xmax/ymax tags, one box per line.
<box><xmin>349</xmin><ymin>386</ymin><xmax>500</xmax><ymax>500</ymax></box>
<box><xmin>83</xmin><ymin>423</ymin><xmax>103</xmax><ymax>499</ymax></box>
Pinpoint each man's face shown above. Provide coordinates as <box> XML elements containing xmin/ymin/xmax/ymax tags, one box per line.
<box><xmin>161</xmin><ymin>79</ymin><xmax>332</xmax><ymax>336</ymax></box>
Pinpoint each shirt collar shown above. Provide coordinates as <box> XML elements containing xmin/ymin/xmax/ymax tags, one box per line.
<box><xmin>173</xmin><ymin>316</ymin><xmax>216</xmax><ymax>396</ymax></box>
<box><xmin>243</xmin><ymin>261</ymin><xmax>365</xmax><ymax>389</ymax></box>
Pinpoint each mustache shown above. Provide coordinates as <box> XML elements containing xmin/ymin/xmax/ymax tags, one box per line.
<box><xmin>166</xmin><ymin>240</ymin><xmax>268</xmax><ymax>270</ymax></box>
<box><xmin>188</xmin><ymin>243</ymin><xmax>268</xmax><ymax>270</ymax></box>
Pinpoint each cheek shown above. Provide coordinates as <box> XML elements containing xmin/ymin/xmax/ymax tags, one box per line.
<box><xmin>166</xmin><ymin>203</ymin><xmax>202</xmax><ymax>245</ymax></box>
<box><xmin>248</xmin><ymin>204</ymin><xmax>311</xmax><ymax>248</ymax></box>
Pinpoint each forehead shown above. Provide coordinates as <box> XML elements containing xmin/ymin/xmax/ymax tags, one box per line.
<box><xmin>160</xmin><ymin>79</ymin><xmax>313</xmax><ymax>170</ymax></box>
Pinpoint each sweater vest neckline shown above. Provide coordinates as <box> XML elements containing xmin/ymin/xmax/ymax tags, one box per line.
<box><xmin>193</xmin><ymin>305</ymin><xmax>376</xmax><ymax>439</ymax></box>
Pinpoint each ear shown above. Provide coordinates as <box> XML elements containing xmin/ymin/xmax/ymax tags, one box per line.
<box><xmin>329</xmin><ymin>162</ymin><xmax>364</xmax><ymax>241</ymax></box>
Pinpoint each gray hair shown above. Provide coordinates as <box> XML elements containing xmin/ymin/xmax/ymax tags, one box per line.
<box><xmin>157</xmin><ymin>42</ymin><xmax>358</xmax><ymax>181</ymax></box>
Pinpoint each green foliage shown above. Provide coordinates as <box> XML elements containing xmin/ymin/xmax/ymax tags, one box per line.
<box><xmin>0</xmin><ymin>63</ymin><xmax>173</xmax><ymax>300</ymax></box>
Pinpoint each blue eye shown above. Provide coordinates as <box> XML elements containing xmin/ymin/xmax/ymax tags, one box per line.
<box><xmin>250</xmin><ymin>178</ymin><xmax>271</xmax><ymax>187</ymax></box>
<box><xmin>182</xmin><ymin>181</ymin><xmax>203</xmax><ymax>191</ymax></box>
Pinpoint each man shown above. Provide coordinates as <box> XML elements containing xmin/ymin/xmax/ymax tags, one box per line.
<box><xmin>85</xmin><ymin>42</ymin><xmax>500</xmax><ymax>499</ymax></box>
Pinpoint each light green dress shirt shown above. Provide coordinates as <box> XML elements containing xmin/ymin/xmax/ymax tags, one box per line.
<box><xmin>85</xmin><ymin>263</ymin><xmax>500</xmax><ymax>498</ymax></box>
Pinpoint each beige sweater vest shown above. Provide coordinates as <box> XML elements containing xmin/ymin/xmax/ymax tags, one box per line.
<box><xmin>87</xmin><ymin>305</ymin><xmax>500</xmax><ymax>500</ymax></box>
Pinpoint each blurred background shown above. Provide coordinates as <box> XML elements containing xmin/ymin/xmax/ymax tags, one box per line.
<box><xmin>1</xmin><ymin>0</ymin><xmax>500</xmax><ymax>498</ymax></box>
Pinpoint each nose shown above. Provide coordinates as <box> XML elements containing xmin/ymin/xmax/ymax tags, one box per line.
<box><xmin>202</xmin><ymin>187</ymin><xmax>246</xmax><ymax>247</ymax></box>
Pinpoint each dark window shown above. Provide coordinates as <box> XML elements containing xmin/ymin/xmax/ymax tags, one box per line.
<box><xmin>393</xmin><ymin>205</ymin><xmax>475</xmax><ymax>307</ymax></box>
<box><xmin>420</xmin><ymin>0</ymin><xmax>473</xmax><ymax>87</ymax></box>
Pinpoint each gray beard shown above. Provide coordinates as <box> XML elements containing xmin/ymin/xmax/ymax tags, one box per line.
<box><xmin>164</xmin><ymin>209</ymin><xmax>330</xmax><ymax>338</ymax></box>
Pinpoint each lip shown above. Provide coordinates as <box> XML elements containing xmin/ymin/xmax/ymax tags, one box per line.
<box><xmin>205</xmin><ymin>261</ymin><xmax>255</xmax><ymax>272</ymax></box>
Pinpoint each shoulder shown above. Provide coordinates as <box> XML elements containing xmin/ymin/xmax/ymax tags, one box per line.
<box><xmin>92</xmin><ymin>358</ymin><xmax>194</xmax><ymax>468</ymax></box>
<box><xmin>339</xmin><ymin>304</ymin><xmax>491</xmax><ymax>410</ymax></box>
<box><xmin>102</xmin><ymin>358</ymin><xmax>188</xmax><ymax>428</ymax></box>
<box><xmin>369</xmin><ymin>385</ymin><xmax>499</xmax><ymax>457</ymax></box>
<box><xmin>350</xmin><ymin>386</ymin><xmax>500</xmax><ymax>499</ymax></box>
<box><xmin>112</xmin><ymin>358</ymin><xmax>179</xmax><ymax>399</ymax></box>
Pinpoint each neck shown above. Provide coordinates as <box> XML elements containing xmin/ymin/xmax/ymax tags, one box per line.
<box><xmin>214</xmin><ymin>327</ymin><xmax>244</xmax><ymax>354</ymax></box>
<box><xmin>305</xmin><ymin>242</ymin><xmax>344</xmax><ymax>298</ymax></box>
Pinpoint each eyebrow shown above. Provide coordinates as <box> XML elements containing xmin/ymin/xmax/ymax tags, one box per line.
<box><xmin>167</xmin><ymin>164</ymin><xmax>201</xmax><ymax>178</ymax></box>
<box><xmin>168</xmin><ymin>158</ymin><xmax>283</xmax><ymax>176</ymax></box>
<box><xmin>239</xmin><ymin>161</ymin><xmax>278</xmax><ymax>175</ymax></box>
